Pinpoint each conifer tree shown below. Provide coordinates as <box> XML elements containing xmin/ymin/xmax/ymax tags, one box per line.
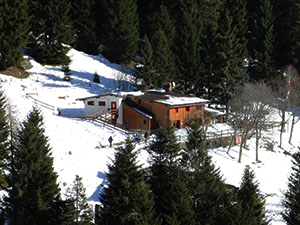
<box><xmin>28</xmin><ymin>0</ymin><xmax>74</xmax><ymax>65</ymax></box>
<box><xmin>174</xmin><ymin>0</ymin><xmax>203</xmax><ymax>94</ymax></box>
<box><xmin>0</xmin><ymin>0</ymin><xmax>29</xmax><ymax>69</ymax></box>
<box><xmin>248</xmin><ymin>0</ymin><xmax>277</xmax><ymax>81</ymax></box>
<box><xmin>237</xmin><ymin>166</ymin><xmax>268</xmax><ymax>225</ymax></box>
<box><xmin>5</xmin><ymin>108</ymin><xmax>62</xmax><ymax>225</ymax></box>
<box><xmin>0</xmin><ymin>90</ymin><xmax>9</xmax><ymax>174</ymax></box>
<box><xmin>183</xmin><ymin>119</ymin><xmax>234</xmax><ymax>225</ymax></box>
<box><xmin>71</xmin><ymin>0</ymin><xmax>98</xmax><ymax>55</ymax></box>
<box><xmin>99</xmin><ymin>138</ymin><xmax>156</xmax><ymax>225</ymax></box>
<box><xmin>282</xmin><ymin>147</ymin><xmax>300</xmax><ymax>224</ymax></box>
<box><xmin>151</xmin><ymin>28</ymin><xmax>176</xmax><ymax>88</ymax></box>
<box><xmin>213</xmin><ymin>5</ymin><xmax>246</xmax><ymax>107</ymax></box>
<box><xmin>149</xmin><ymin>125</ymin><xmax>194</xmax><ymax>225</ymax></box>
<box><xmin>135</xmin><ymin>35</ymin><xmax>156</xmax><ymax>88</ymax></box>
<box><xmin>98</xmin><ymin>0</ymin><xmax>139</xmax><ymax>64</ymax></box>
<box><xmin>65</xmin><ymin>175</ymin><xmax>94</xmax><ymax>225</ymax></box>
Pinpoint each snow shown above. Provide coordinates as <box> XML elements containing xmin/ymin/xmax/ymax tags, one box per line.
<box><xmin>1</xmin><ymin>48</ymin><xmax>299</xmax><ymax>224</ymax></box>
<box><xmin>155</xmin><ymin>95</ymin><xmax>209</xmax><ymax>106</ymax></box>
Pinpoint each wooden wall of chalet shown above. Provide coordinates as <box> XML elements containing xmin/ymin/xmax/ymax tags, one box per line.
<box><xmin>127</xmin><ymin>96</ymin><xmax>169</xmax><ymax>129</ymax></box>
<box><xmin>169</xmin><ymin>105</ymin><xmax>205</xmax><ymax>128</ymax></box>
<box><xmin>123</xmin><ymin>104</ymin><xmax>151</xmax><ymax>131</ymax></box>
<box><xmin>127</xmin><ymin>96</ymin><xmax>205</xmax><ymax>129</ymax></box>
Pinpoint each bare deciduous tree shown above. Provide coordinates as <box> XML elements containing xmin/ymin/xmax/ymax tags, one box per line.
<box><xmin>228</xmin><ymin>82</ymin><xmax>275</xmax><ymax>163</ymax></box>
<box><xmin>285</xmin><ymin>65</ymin><xmax>300</xmax><ymax>144</ymax></box>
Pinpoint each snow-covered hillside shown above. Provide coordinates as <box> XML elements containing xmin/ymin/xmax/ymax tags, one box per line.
<box><xmin>1</xmin><ymin>49</ymin><xmax>299</xmax><ymax>225</ymax></box>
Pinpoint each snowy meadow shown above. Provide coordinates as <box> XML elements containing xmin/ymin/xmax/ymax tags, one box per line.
<box><xmin>1</xmin><ymin>49</ymin><xmax>299</xmax><ymax>225</ymax></box>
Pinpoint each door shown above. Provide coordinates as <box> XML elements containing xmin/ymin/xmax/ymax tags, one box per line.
<box><xmin>111</xmin><ymin>101</ymin><xmax>117</xmax><ymax>124</ymax></box>
<box><xmin>111</xmin><ymin>101</ymin><xmax>117</xmax><ymax>111</ymax></box>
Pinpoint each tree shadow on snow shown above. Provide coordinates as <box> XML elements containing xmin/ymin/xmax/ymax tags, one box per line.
<box><xmin>88</xmin><ymin>171</ymin><xmax>108</xmax><ymax>202</ymax></box>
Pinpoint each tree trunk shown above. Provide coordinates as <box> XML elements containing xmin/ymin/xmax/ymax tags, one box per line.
<box><xmin>279</xmin><ymin>110</ymin><xmax>286</xmax><ymax>148</ymax></box>
<box><xmin>227</xmin><ymin>128</ymin><xmax>237</xmax><ymax>154</ymax></box>
<box><xmin>238</xmin><ymin>134</ymin><xmax>245</xmax><ymax>163</ymax></box>
<box><xmin>255</xmin><ymin>126</ymin><xmax>260</xmax><ymax>162</ymax></box>
<box><xmin>289</xmin><ymin>113</ymin><xmax>295</xmax><ymax>144</ymax></box>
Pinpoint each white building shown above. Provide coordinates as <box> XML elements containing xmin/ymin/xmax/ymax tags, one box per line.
<box><xmin>77</xmin><ymin>94</ymin><xmax>124</xmax><ymax>125</ymax></box>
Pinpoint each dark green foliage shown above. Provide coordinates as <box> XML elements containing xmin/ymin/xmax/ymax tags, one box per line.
<box><xmin>135</xmin><ymin>35</ymin><xmax>156</xmax><ymax>88</ymax></box>
<box><xmin>0</xmin><ymin>90</ymin><xmax>9</xmax><ymax>172</ymax></box>
<box><xmin>65</xmin><ymin>175</ymin><xmax>94</xmax><ymax>225</ymax></box>
<box><xmin>93</xmin><ymin>72</ymin><xmax>100</xmax><ymax>83</ymax></box>
<box><xmin>0</xmin><ymin>0</ymin><xmax>29</xmax><ymax>69</ymax></box>
<box><xmin>237</xmin><ymin>166</ymin><xmax>268</xmax><ymax>225</ymax></box>
<box><xmin>99</xmin><ymin>138</ymin><xmax>156</xmax><ymax>225</ymax></box>
<box><xmin>28</xmin><ymin>0</ymin><xmax>74</xmax><ymax>65</ymax></box>
<box><xmin>248</xmin><ymin>0</ymin><xmax>277</xmax><ymax>81</ymax></box>
<box><xmin>174</xmin><ymin>0</ymin><xmax>202</xmax><ymax>94</ymax></box>
<box><xmin>212</xmin><ymin>2</ymin><xmax>246</xmax><ymax>106</ymax></box>
<box><xmin>151</xmin><ymin>28</ymin><xmax>176</xmax><ymax>88</ymax></box>
<box><xmin>62</xmin><ymin>64</ymin><xmax>72</xmax><ymax>81</ymax></box>
<box><xmin>71</xmin><ymin>0</ymin><xmax>99</xmax><ymax>55</ymax></box>
<box><xmin>183</xmin><ymin>119</ymin><xmax>234</xmax><ymax>225</ymax></box>
<box><xmin>149</xmin><ymin>125</ymin><xmax>194</xmax><ymax>225</ymax></box>
<box><xmin>282</xmin><ymin>147</ymin><xmax>300</xmax><ymax>224</ymax></box>
<box><xmin>5</xmin><ymin>108</ymin><xmax>62</xmax><ymax>225</ymax></box>
<box><xmin>98</xmin><ymin>0</ymin><xmax>139</xmax><ymax>64</ymax></box>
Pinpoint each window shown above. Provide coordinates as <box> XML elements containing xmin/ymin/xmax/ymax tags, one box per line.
<box><xmin>98</xmin><ymin>101</ymin><xmax>106</xmax><ymax>106</ymax></box>
<box><xmin>185</xmin><ymin>106</ymin><xmax>190</xmax><ymax>112</ymax></box>
<box><xmin>144</xmin><ymin>120</ymin><xmax>146</xmax><ymax>124</ymax></box>
<box><xmin>87</xmin><ymin>101</ymin><xmax>95</xmax><ymax>106</ymax></box>
<box><xmin>138</xmin><ymin>99</ymin><xmax>142</xmax><ymax>104</ymax></box>
<box><xmin>174</xmin><ymin>108</ymin><xmax>179</xmax><ymax>113</ymax></box>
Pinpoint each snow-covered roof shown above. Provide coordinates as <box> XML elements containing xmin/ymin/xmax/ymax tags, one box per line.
<box><xmin>131</xmin><ymin>107</ymin><xmax>153</xmax><ymax>119</ymax></box>
<box><xmin>205</xmin><ymin>107</ymin><xmax>226</xmax><ymax>117</ymax></box>
<box><xmin>129</xmin><ymin>91</ymin><xmax>209</xmax><ymax>107</ymax></box>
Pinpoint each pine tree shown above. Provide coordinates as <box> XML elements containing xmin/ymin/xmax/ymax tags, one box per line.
<box><xmin>212</xmin><ymin>4</ymin><xmax>246</xmax><ymax>107</ymax></box>
<box><xmin>0</xmin><ymin>0</ymin><xmax>29</xmax><ymax>70</ymax></box>
<box><xmin>61</xmin><ymin>64</ymin><xmax>72</xmax><ymax>81</ymax></box>
<box><xmin>65</xmin><ymin>175</ymin><xmax>94</xmax><ymax>225</ymax></box>
<box><xmin>5</xmin><ymin>108</ymin><xmax>62</xmax><ymax>225</ymax></box>
<box><xmin>98</xmin><ymin>0</ymin><xmax>139</xmax><ymax>64</ymax></box>
<box><xmin>183</xmin><ymin>119</ymin><xmax>234</xmax><ymax>225</ymax></box>
<box><xmin>151</xmin><ymin>28</ymin><xmax>176</xmax><ymax>88</ymax></box>
<box><xmin>28</xmin><ymin>0</ymin><xmax>74</xmax><ymax>65</ymax></box>
<box><xmin>149</xmin><ymin>125</ymin><xmax>194</xmax><ymax>225</ymax></box>
<box><xmin>174</xmin><ymin>0</ymin><xmax>203</xmax><ymax>94</ymax></box>
<box><xmin>237</xmin><ymin>166</ymin><xmax>268</xmax><ymax>225</ymax></box>
<box><xmin>99</xmin><ymin>138</ymin><xmax>156</xmax><ymax>225</ymax></box>
<box><xmin>282</xmin><ymin>147</ymin><xmax>300</xmax><ymax>224</ymax></box>
<box><xmin>248</xmin><ymin>0</ymin><xmax>277</xmax><ymax>81</ymax></box>
<box><xmin>0</xmin><ymin>90</ymin><xmax>9</xmax><ymax>174</ymax></box>
<box><xmin>71</xmin><ymin>0</ymin><xmax>98</xmax><ymax>55</ymax></box>
<box><xmin>135</xmin><ymin>35</ymin><xmax>156</xmax><ymax>88</ymax></box>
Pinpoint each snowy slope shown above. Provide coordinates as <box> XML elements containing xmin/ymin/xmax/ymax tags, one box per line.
<box><xmin>1</xmin><ymin>49</ymin><xmax>299</xmax><ymax>224</ymax></box>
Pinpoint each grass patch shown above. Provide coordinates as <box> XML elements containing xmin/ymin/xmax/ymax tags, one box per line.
<box><xmin>0</xmin><ymin>66</ymin><xmax>29</xmax><ymax>79</ymax></box>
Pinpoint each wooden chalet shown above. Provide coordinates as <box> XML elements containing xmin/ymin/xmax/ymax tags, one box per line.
<box><xmin>124</xmin><ymin>90</ymin><xmax>209</xmax><ymax>130</ymax></box>
<box><xmin>77</xmin><ymin>90</ymin><xmax>210</xmax><ymax>131</ymax></box>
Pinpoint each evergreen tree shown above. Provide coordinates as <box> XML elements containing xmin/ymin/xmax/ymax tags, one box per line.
<box><xmin>149</xmin><ymin>125</ymin><xmax>194</xmax><ymax>225</ymax></box>
<box><xmin>282</xmin><ymin>147</ymin><xmax>300</xmax><ymax>224</ymax></box>
<box><xmin>65</xmin><ymin>175</ymin><xmax>94</xmax><ymax>225</ymax></box>
<box><xmin>5</xmin><ymin>108</ymin><xmax>62</xmax><ymax>225</ymax></box>
<box><xmin>28</xmin><ymin>0</ymin><xmax>74</xmax><ymax>65</ymax></box>
<box><xmin>212</xmin><ymin>4</ymin><xmax>246</xmax><ymax>107</ymax></box>
<box><xmin>151</xmin><ymin>28</ymin><xmax>176</xmax><ymax>88</ymax></box>
<box><xmin>0</xmin><ymin>90</ymin><xmax>9</xmax><ymax>173</ymax></box>
<box><xmin>99</xmin><ymin>138</ymin><xmax>156</xmax><ymax>225</ymax></box>
<box><xmin>61</xmin><ymin>64</ymin><xmax>72</xmax><ymax>81</ymax></box>
<box><xmin>183</xmin><ymin>119</ymin><xmax>234</xmax><ymax>225</ymax></box>
<box><xmin>71</xmin><ymin>0</ymin><xmax>99</xmax><ymax>55</ymax></box>
<box><xmin>248</xmin><ymin>0</ymin><xmax>277</xmax><ymax>81</ymax></box>
<box><xmin>0</xmin><ymin>0</ymin><xmax>29</xmax><ymax>70</ymax></box>
<box><xmin>273</xmin><ymin>0</ymin><xmax>300</xmax><ymax>68</ymax></box>
<box><xmin>174</xmin><ymin>0</ymin><xmax>203</xmax><ymax>94</ymax></box>
<box><xmin>98</xmin><ymin>0</ymin><xmax>139</xmax><ymax>64</ymax></box>
<box><xmin>237</xmin><ymin>166</ymin><xmax>268</xmax><ymax>225</ymax></box>
<box><xmin>135</xmin><ymin>35</ymin><xmax>156</xmax><ymax>88</ymax></box>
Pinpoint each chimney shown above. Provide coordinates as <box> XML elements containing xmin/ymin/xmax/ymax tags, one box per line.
<box><xmin>164</xmin><ymin>82</ymin><xmax>172</xmax><ymax>92</ymax></box>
